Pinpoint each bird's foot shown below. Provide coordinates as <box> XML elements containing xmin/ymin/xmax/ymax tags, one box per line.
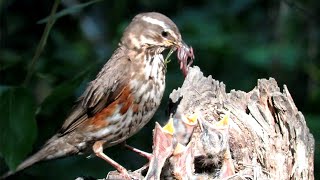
<box><xmin>106</xmin><ymin>169</ymin><xmax>131</xmax><ymax>180</ymax></box>
<box><xmin>93</xmin><ymin>141</ymin><xmax>132</xmax><ymax>179</ymax></box>
<box><xmin>106</xmin><ymin>169</ymin><xmax>144</xmax><ymax>180</ymax></box>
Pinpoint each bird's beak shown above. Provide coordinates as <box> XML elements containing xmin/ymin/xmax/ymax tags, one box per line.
<box><xmin>176</xmin><ymin>40</ymin><xmax>195</xmax><ymax>77</ymax></box>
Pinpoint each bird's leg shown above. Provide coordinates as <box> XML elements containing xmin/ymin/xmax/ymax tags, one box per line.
<box><xmin>124</xmin><ymin>143</ymin><xmax>153</xmax><ymax>160</ymax></box>
<box><xmin>93</xmin><ymin>141</ymin><xmax>130</xmax><ymax>179</ymax></box>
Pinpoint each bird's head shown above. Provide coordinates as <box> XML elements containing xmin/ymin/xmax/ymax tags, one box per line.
<box><xmin>121</xmin><ymin>12</ymin><xmax>182</xmax><ymax>51</ymax></box>
<box><xmin>121</xmin><ymin>12</ymin><xmax>194</xmax><ymax>76</ymax></box>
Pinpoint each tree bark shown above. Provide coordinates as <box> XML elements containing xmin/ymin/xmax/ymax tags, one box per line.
<box><xmin>93</xmin><ymin>66</ymin><xmax>314</xmax><ymax>180</ymax></box>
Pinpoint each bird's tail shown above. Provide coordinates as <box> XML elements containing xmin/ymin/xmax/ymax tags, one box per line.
<box><xmin>1</xmin><ymin>134</ymin><xmax>80</xmax><ymax>179</ymax></box>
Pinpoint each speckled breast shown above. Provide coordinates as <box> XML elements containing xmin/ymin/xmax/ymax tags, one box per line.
<box><xmin>96</xmin><ymin>54</ymin><xmax>166</xmax><ymax>148</ymax></box>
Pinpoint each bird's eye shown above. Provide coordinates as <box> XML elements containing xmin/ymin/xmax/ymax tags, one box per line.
<box><xmin>161</xmin><ymin>31</ymin><xmax>168</xmax><ymax>38</ymax></box>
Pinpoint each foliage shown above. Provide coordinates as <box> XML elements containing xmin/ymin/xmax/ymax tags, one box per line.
<box><xmin>0</xmin><ymin>0</ymin><xmax>319</xmax><ymax>179</ymax></box>
<box><xmin>0</xmin><ymin>87</ymin><xmax>37</xmax><ymax>170</ymax></box>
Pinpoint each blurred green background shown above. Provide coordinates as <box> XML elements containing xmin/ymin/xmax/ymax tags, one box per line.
<box><xmin>0</xmin><ymin>0</ymin><xmax>319</xmax><ymax>179</ymax></box>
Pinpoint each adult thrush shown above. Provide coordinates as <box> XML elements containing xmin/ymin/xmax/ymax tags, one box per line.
<box><xmin>2</xmin><ymin>12</ymin><xmax>194</xmax><ymax>179</ymax></box>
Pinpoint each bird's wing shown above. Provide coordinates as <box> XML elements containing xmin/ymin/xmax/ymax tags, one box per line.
<box><xmin>59</xmin><ymin>47</ymin><xmax>129</xmax><ymax>135</ymax></box>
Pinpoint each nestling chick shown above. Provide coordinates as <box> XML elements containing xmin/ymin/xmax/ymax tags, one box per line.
<box><xmin>193</xmin><ymin>114</ymin><xmax>231</xmax><ymax>177</ymax></box>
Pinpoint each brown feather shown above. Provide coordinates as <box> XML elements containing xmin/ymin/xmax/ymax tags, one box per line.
<box><xmin>60</xmin><ymin>46</ymin><xmax>129</xmax><ymax>134</ymax></box>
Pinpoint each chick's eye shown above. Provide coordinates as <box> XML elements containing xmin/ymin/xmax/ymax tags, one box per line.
<box><xmin>161</xmin><ymin>31</ymin><xmax>168</xmax><ymax>37</ymax></box>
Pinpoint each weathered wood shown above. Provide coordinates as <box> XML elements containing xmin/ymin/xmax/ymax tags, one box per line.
<box><xmin>91</xmin><ymin>66</ymin><xmax>314</xmax><ymax>180</ymax></box>
<box><xmin>168</xmin><ymin>66</ymin><xmax>314</xmax><ymax>180</ymax></box>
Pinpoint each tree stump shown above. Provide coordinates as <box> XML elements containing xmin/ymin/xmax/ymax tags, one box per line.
<box><xmin>100</xmin><ymin>66</ymin><xmax>314</xmax><ymax>180</ymax></box>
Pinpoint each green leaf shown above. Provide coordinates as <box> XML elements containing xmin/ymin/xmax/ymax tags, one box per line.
<box><xmin>37</xmin><ymin>0</ymin><xmax>103</xmax><ymax>24</ymax></box>
<box><xmin>0</xmin><ymin>87</ymin><xmax>37</xmax><ymax>170</ymax></box>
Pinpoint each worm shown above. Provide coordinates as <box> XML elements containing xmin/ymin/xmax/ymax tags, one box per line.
<box><xmin>177</xmin><ymin>45</ymin><xmax>195</xmax><ymax>77</ymax></box>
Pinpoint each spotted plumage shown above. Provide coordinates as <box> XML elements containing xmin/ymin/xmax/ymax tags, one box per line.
<box><xmin>2</xmin><ymin>12</ymin><xmax>194</xmax><ymax>179</ymax></box>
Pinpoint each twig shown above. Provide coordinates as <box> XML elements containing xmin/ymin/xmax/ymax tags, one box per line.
<box><xmin>23</xmin><ymin>0</ymin><xmax>61</xmax><ymax>87</ymax></box>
